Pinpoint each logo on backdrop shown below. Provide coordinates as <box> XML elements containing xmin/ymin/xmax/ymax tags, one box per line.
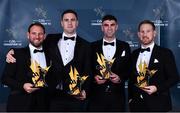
<box><xmin>123</xmin><ymin>28</ymin><xmax>138</xmax><ymax>48</ymax></box>
<box><xmin>33</xmin><ymin>5</ymin><xmax>52</xmax><ymax>26</ymax></box>
<box><xmin>3</xmin><ymin>27</ymin><xmax>22</xmax><ymax>47</ymax></box>
<box><xmin>3</xmin><ymin>40</ymin><xmax>22</xmax><ymax>47</ymax></box>
<box><xmin>91</xmin><ymin>6</ymin><xmax>106</xmax><ymax>26</ymax></box>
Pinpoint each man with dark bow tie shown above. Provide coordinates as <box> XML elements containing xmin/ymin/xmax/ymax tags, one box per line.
<box><xmin>43</xmin><ymin>9</ymin><xmax>91</xmax><ymax>111</ymax></box>
<box><xmin>128</xmin><ymin>20</ymin><xmax>179</xmax><ymax>112</ymax></box>
<box><xmin>1</xmin><ymin>22</ymin><xmax>50</xmax><ymax>111</ymax></box>
<box><xmin>5</xmin><ymin>9</ymin><xmax>91</xmax><ymax>112</ymax></box>
<box><xmin>88</xmin><ymin>14</ymin><xmax>131</xmax><ymax>111</ymax></box>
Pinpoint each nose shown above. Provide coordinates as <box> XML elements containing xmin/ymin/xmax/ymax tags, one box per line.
<box><xmin>142</xmin><ymin>32</ymin><xmax>147</xmax><ymax>37</ymax></box>
<box><xmin>67</xmin><ymin>20</ymin><xmax>72</xmax><ymax>24</ymax></box>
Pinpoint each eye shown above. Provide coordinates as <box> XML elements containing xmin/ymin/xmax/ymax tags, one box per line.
<box><xmin>103</xmin><ymin>24</ymin><xmax>109</xmax><ymax>27</ymax></box>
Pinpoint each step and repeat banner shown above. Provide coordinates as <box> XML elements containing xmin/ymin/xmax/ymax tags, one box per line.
<box><xmin>0</xmin><ymin>0</ymin><xmax>180</xmax><ymax>111</ymax></box>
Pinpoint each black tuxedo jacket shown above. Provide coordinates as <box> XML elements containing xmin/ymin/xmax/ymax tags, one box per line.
<box><xmin>89</xmin><ymin>39</ymin><xmax>131</xmax><ymax>111</ymax></box>
<box><xmin>1</xmin><ymin>46</ymin><xmax>51</xmax><ymax>111</ymax></box>
<box><xmin>44</xmin><ymin>33</ymin><xmax>91</xmax><ymax>99</ymax></box>
<box><xmin>128</xmin><ymin>44</ymin><xmax>179</xmax><ymax>112</ymax></box>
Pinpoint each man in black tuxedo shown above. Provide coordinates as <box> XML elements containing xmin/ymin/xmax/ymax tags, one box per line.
<box><xmin>5</xmin><ymin>9</ymin><xmax>91</xmax><ymax>112</ymax></box>
<box><xmin>43</xmin><ymin>9</ymin><xmax>91</xmax><ymax>111</ymax></box>
<box><xmin>128</xmin><ymin>20</ymin><xmax>179</xmax><ymax>112</ymax></box>
<box><xmin>88</xmin><ymin>15</ymin><xmax>131</xmax><ymax>111</ymax></box>
<box><xmin>1</xmin><ymin>22</ymin><xmax>51</xmax><ymax>111</ymax></box>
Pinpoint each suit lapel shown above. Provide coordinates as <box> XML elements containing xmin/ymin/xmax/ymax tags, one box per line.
<box><xmin>23</xmin><ymin>46</ymin><xmax>31</xmax><ymax>66</ymax></box>
<box><xmin>44</xmin><ymin>50</ymin><xmax>51</xmax><ymax>67</ymax></box>
<box><xmin>98</xmin><ymin>39</ymin><xmax>103</xmax><ymax>55</ymax></box>
<box><xmin>114</xmin><ymin>40</ymin><xmax>123</xmax><ymax>59</ymax></box>
<box><xmin>133</xmin><ymin>48</ymin><xmax>141</xmax><ymax>75</ymax></box>
<box><xmin>72</xmin><ymin>36</ymin><xmax>85</xmax><ymax>65</ymax></box>
<box><xmin>148</xmin><ymin>44</ymin><xmax>158</xmax><ymax>69</ymax></box>
<box><xmin>53</xmin><ymin>35</ymin><xmax>64</xmax><ymax>67</ymax></box>
<box><xmin>73</xmin><ymin>36</ymin><xmax>80</xmax><ymax>63</ymax></box>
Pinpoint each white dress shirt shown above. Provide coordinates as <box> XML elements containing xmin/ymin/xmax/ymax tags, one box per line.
<box><xmin>29</xmin><ymin>44</ymin><xmax>47</xmax><ymax>68</ymax></box>
<box><xmin>136</xmin><ymin>42</ymin><xmax>155</xmax><ymax>72</ymax></box>
<box><xmin>58</xmin><ymin>32</ymin><xmax>76</xmax><ymax>66</ymax></box>
<box><xmin>102</xmin><ymin>38</ymin><xmax>116</xmax><ymax>61</ymax></box>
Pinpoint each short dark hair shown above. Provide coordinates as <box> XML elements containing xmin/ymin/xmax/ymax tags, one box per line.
<box><xmin>28</xmin><ymin>22</ymin><xmax>45</xmax><ymax>33</ymax></box>
<box><xmin>102</xmin><ymin>14</ymin><xmax>117</xmax><ymax>23</ymax></box>
<box><xmin>138</xmin><ymin>20</ymin><xmax>155</xmax><ymax>31</ymax></box>
<box><xmin>61</xmin><ymin>9</ymin><xmax>78</xmax><ymax>20</ymax></box>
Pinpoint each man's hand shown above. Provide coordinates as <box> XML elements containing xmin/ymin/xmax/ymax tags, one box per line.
<box><xmin>23</xmin><ymin>83</ymin><xmax>39</xmax><ymax>93</ymax></box>
<box><xmin>109</xmin><ymin>72</ymin><xmax>121</xmax><ymax>84</ymax></box>
<box><xmin>94</xmin><ymin>75</ymin><xmax>106</xmax><ymax>84</ymax></box>
<box><xmin>141</xmin><ymin>85</ymin><xmax>157</xmax><ymax>95</ymax></box>
<box><xmin>74</xmin><ymin>90</ymin><xmax>86</xmax><ymax>100</ymax></box>
<box><xmin>6</xmin><ymin>49</ymin><xmax>16</xmax><ymax>63</ymax></box>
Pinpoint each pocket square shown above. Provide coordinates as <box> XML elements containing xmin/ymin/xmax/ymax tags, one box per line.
<box><xmin>121</xmin><ymin>50</ymin><xmax>125</xmax><ymax>57</ymax></box>
<box><xmin>154</xmin><ymin>59</ymin><xmax>159</xmax><ymax>63</ymax></box>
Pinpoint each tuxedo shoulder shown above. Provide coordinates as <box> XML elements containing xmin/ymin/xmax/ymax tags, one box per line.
<box><xmin>117</xmin><ymin>39</ymin><xmax>129</xmax><ymax>45</ymax></box>
<box><xmin>91</xmin><ymin>39</ymin><xmax>101</xmax><ymax>46</ymax></box>
<box><xmin>9</xmin><ymin>47</ymin><xmax>28</xmax><ymax>58</ymax></box>
<box><xmin>78</xmin><ymin>37</ymin><xmax>90</xmax><ymax>45</ymax></box>
<box><xmin>157</xmin><ymin>46</ymin><xmax>174</xmax><ymax>56</ymax></box>
<box><xmin>13</xmin><ymin>47</ymin><xmax>26</xmax><ymax>52</ymax></box>
<box><xmin>132</xmin><ymin>48</ymin><xmax>140</xmax><ymax>54</ymax></box>
<box><xmin>46</xmin><ymin>33</ymin><xmax>62</xmax><ymax>37</ymax></box>
<box><xmin>46</xmin><ymin>33</ymin><xmax>62</xmax><ymax>40</ymax></box>
<box><xmin>44</xmin><ymin>33</ymin><xmax>62</xmax><ymax>44</ymax></box>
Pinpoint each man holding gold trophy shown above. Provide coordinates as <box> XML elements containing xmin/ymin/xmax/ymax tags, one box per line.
<box><xmin>1</xmin><ymin>22</ymin><xmax>51</xmax><ymax>111</ymax></box>
<box><xmin>88</xmin><ymin>15</ymin><xmax>131</xmax><ymax>111</ymax></box>
<box><xmin>4</xmin><ymin>9</ymin><xmax>91</xmax><ymax>112</ymax></box>
<box><xmin>128</xmin><ymin>20</ymin><xmax>179</xmax><ymax>112</ymax></box>
<box><xmin>43</xmin><ymin>9</ymin><xmax>91</xmax><ymax>111</ymax></box>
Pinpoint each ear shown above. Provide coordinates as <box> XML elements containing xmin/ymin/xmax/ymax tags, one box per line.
<box><xmin>154</xmin><ymin>30</ymin><xmax>157</xmax><ymax>37</ymax></box>
<box><xmin>116</xmin><ymin>24</ymin><xmax>118</xmax><ymax>31</ymax></box>
<box><xmin>101</xmin><ymin>24</ymin><xmax>104</xmax><ymax>32</ymax></box>
<box><xmin>137</xmin><ymin>32</ymin><xmax>140</xmax><ymax>38</ymax></box>
<box><xmin>27</xmin><ymin>32</ymin><xmax>29</xmax><ymax>39</ymax></box>
<box><xmin>76</xmin><ymin>20</ymin><xmax>79</xmax><ymax>27</ymax></box>
<box><xmin>61</xmin><ymin>20</ymin><xmax>63</xmax><ymax>27</ymax></box>
<box><xmin>44</xmin><ymin>33</ymin><xmax>46</xmax><ymax>39</ymax></box>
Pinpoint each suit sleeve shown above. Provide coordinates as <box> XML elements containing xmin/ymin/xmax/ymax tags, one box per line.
<box><xmin>81</xmin><ymin>43</ymin><xmax>92</xmax><ymax>97</ymax></box>
<box><xmin>120</xmin><ymin>43</ymin><xmax>132</xmax><ymax>81</ymax></box>
<box><xmin>1</xmin><ymin>49</ymin><xmax>25</xmax><ymax>91</ymax></box>
<box><xmin>155</xmin><ymin>49</ymin><xmax>179</xmax><ymax>93</ymax></box>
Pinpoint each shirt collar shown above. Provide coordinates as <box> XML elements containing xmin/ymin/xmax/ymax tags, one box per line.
<box><xmin>29</xmin><ymin>43</ymin><xmax>43</xmax><ymax>52</ymax></box>
<box><xmin>141</xmin><ymin>42</ymin><xmax>155</xmax><ymax>52</ymax></box>
<box><xmin>62</xmin><ymin>32</ymin><xmax>77</xmax><ymax>41</ymax></box>
<box><xmin>103</xmin><ymin>38</ymin><xmax>116</xmax><ymax>45</ymax></box>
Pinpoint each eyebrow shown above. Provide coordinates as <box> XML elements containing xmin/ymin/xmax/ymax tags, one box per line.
<box><xmin>103</xmin><ymin>23</ymin><xmax>116</xmax><ymax>26</ymax></box>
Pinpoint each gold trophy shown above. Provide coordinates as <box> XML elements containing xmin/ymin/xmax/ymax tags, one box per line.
<box><xmin>96</xmin><ymin>53</ymin><xmax>115</xmax><ymax>79</ymax></box>
<box><xmin>136</xmin><ymin>60</ymin><xmax>157</xmax><ymax>88</ymax></box>
<box><xmin>30</xmin><ymin>59</ymin><xmax>51</xmax><ymax>88</ymax></box>
<box><xmin>68</xmin><ymin>66</ymin><xmax>88</xmax><ymax>95</ymax></box>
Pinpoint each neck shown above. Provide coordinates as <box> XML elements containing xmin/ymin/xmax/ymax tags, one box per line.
<box><xmin>64</xmin><ymin>31</ymin><xmax>76</xmax><ymax>37</ymax></box>
<box><xmin>142</xmin><ymin>41</ymin><xmax>154</xmax><ymax>48</ymax></box>
<box><xmin>104</xmin><ymin>37</ymin><xmax>115</xmax><ymax>42</ymax></box>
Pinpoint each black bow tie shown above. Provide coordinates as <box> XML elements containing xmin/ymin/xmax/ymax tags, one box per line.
<box><xmin>140</xmin><ymin>47</ymin><xmax>150</xmax><ymax>53</ymax></box>
<box><xmin>104</xmin><ymin>41</ymin><xmax>114</xmax><ymax>46</ymax></box>
<box><xmin>64</xmin><ymin>36</ymin><xmax>75</xmax><ymax>41</ymax></box>
<box><xmin>34</xmin><ymin>49</ymin><xmax>44</xmax><ymax>53</ymax></box>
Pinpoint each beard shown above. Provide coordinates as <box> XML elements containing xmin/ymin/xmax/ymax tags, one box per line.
<box><xmin>30</xmin><ymin>40</ymin><xmax>43</xmax><ymax>48</ymax></box>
